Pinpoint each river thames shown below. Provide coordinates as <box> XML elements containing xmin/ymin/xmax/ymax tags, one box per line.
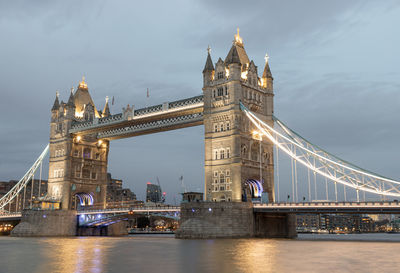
<box><xmin>1</xmin><ymin>234</ymin><xmax>400</xmax><ymax>273</ymax></box>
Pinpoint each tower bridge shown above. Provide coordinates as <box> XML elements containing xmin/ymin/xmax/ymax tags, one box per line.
<box><xmin>1</xmin><ymin>30</ymin><xmax>400</xmax><ymax>238</ymax></box>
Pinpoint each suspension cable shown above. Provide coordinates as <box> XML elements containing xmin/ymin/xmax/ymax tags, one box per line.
<box><xmin>275</xmin><ymin>143</ymin><xmax>280</xmax><ymax>202</ymax></box>
<box><xmin>240</xmin><ymin>102</ymin><xmax>400</xmax><ymax>197</ymax></box>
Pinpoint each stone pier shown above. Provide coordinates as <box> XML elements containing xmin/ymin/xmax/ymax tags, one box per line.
<box><xmin>176</xmin><ymin>202</ymin><xmax>297</xmax><ymax>239</ymax></box>
<box><xmin>11</xmin><ymin>210</ymin><xmax>77</xmax><ymax>237</ymax></box>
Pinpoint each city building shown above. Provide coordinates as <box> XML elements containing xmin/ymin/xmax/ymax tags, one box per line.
<box><xmin>106</xmin><ymin>173</ymin><xmax>137</xmax><ymax>203</ymax></box>
<box><xmin>146</xmin><ymin>183</ymin><xmax>163</xmax><ymax>203</ymax></box>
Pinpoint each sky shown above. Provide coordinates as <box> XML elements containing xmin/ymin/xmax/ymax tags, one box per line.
<box><xmin>0</xmin><ymin>0</ymin><xmax>400</xmax><ymax>203</ymax></box>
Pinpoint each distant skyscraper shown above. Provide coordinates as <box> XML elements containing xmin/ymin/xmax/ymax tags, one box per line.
<box><xmin>146</xmin><ymin>183</ymin><xmax>162</xmax><ymax>203</ymax></box>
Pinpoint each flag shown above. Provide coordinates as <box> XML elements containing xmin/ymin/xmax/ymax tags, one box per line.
<box><xmin>147</xmin><ymin>88</ymin><xmax>149</xmax><ymax>98</ymax></box>
<box><xmin>112</xmin><ymin>96</ymin><xmax>115</xmax><ymax>105</ymax></box>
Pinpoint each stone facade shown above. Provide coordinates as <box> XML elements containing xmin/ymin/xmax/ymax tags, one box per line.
<box><xmin>176</xmin><ymin>202</ymin><xmax>297</xmax><ymax>239</ymax></box>
<box><xmin>176</xmin><ymin>202</ymin><xmax>254</xmax><ymax>238</ymax></box>
<box><xmin>48</xmin><ymin>79</ymin><xmax>110</xmax><ymax>210</ymax></box>
<box><xmin>203</xmin><ymin>31</ymin><xmax>275</xmax><ymax>202</ymax></box>
<box><xmin>11</xmin><ymin>210</ymin><xmax>77</xmax><ymax>237</ymax></box>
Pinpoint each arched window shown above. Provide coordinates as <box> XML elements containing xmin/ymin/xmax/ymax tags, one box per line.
<box><xmin>226</xmin><ymin>122</ymin><xmax>230</xmax><ymax>131</ymax></box>
<box><xmin>215</xmin><ymin>150</ymin><xmax>218</xmax><ymax>160</ymax></box>
<box><xmin>83</xmin><ymin>148</ymin><xmax>91</xmax><ymax>159</ymax></box>
<box><xmin>226</xmin><ymin>148</ymin><xmax>230</xmax><ymax>158</ymax></box>
<box><xmin>220</xmin><ymin>123</ymin><xmax>224</xmax><ymax>132</ymax></box>
<box><xmin>214</xmin><ymin>124</ymin><xmax>218</xmax><ymax>132</ymax></box>
<box><xmin>220</xmin><ymin>173</ymin><xmax>225</xmax><ymax>183</ymax></box>
<box><xmin>220</xmin><ymin>149</ymin><xmax>225</xmax><ymax>159</ymax></box>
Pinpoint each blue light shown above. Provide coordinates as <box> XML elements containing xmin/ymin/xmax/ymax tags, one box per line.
<box><xmin>208</xmin><ymin>208</ymin><xmax>212</xmax><ymax>212</ymax></box>
<box><xmin>42</xmin><ymin>214</ymin><xmax>46</xmax><ymax>218</ymax></box>
<box><xmin>97</xmin><ymin>214</ymin><xmax>101</xmax><ymax>219</ymax></box>
<box><xmin>192</xmin><ymin>209</ymin><xmax>195</xmax><ymax>212</ymax></box>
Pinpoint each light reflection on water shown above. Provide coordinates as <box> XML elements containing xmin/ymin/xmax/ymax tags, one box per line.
<box><xmin>1</xmin><ymin>234</ymin><xmax>400</xmax><ymax>273</ymax></box>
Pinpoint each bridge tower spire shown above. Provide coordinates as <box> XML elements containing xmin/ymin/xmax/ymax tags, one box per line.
<box><xmin>203</xmin><ymin>30</ymin><xmax>275</xmax><ymax>202</ymax></box>
<box><xmin>48</xmin><ymin>78</ymin><xmax>109</xmax><ymax>210</ymax></box>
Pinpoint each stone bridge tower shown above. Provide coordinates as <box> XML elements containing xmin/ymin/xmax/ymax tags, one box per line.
<box><xmin>203</xmin><ymin>30</ymin><xmax>275</xmax><ymax>202</ymax></box>
<box><xmin>48</xmin><ymin>78</ymin><xmax>110</xmax><ymax>209</ymax></box>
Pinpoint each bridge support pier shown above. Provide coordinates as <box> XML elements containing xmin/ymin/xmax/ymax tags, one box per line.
<box><xmin>11</xmin><ymin>210</ymin><xmax>77</xmax><ymax>237</ymax></box>
<box><xmin>176</xmin><ymin>202</ymin><xmax>297</xmax><ymax>239</ymax></box>
<box><xmin>254</xmin><ymin>212</ymin><xmax>297</xmax><ymax>238</ymax></box>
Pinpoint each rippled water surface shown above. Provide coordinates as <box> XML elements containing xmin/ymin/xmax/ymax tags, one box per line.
<box><xmin>1</xmin><ymin>234</ymin><xmax>400</xmax><ymax>273</ymax></box>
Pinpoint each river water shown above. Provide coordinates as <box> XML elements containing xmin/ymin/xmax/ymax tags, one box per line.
<box><xmin>1</xmin><ymin>234</ymin><xmax>400</xmax><ymax>273</ymax></box>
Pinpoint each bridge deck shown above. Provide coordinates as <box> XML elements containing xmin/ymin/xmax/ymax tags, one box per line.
<box><xmin>254</xmin><ymin>201</ymin><xmax>400</xmax><ymax>214</ymax></box>
<box><xmin>69</xmin><ymin>95</ymin><xmax>204</xmax><ymax>140</ymax></box>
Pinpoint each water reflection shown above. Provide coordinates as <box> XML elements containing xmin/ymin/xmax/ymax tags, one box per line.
<box><xmin>37</xmin><ymin>237</ymin><xmax>115</xmax><ymax>273</ymax></box>
<box><xmin>177</xmin><ymin>239</ymin><xmax>278</xmax><ymax>273</ymax></box>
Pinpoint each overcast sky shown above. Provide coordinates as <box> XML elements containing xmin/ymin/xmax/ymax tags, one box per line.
<box><xmin>0</xmin><ymin>0</ymin><xmax>399</xmax><ymax>203</ymax></box>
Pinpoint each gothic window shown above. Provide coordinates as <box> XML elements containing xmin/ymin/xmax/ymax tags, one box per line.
<box><xmin>215</xmin><ymin>187</ymin><xmax>218</xmax><ymax>192</ymax></box>
<box><xmin>220</xmin><ymin>123</ymin><xmax>224</xmax><ymax>132</ymax></box>
<box><xmin>75</xmin><ymin>165</ymin><xmax>81</xmax><ymax>178</ymax></box>
<box><xmin>251</xmin><ymin>142</ymin><xmax>259</xmax><ymax>161</ymax></box>
<box><xmin>226</xmin><ymin>121</ymin><xmax>230</xmax><ymax>131</ymax></box>
<box><xmin>220</xmin><ymin>186</ymin><xmax>225</xmax><ymax>191</ymax></box>
<box><xmin>91</xmin><ymin>172</ymin><xmax>97</xmax><ymax>180</ymax></box>
<box><xmin>226</xmin><ymin>185</ymin><xmax>230</xmax><ymax>190</ymax></box>
<box><xmin>220</xmin><ymin>149</ymin><xmax>225</xmax><ymax>159</ymax></box>
<box><xmin>226</xmin><ymin>177</ymin><xmax>231</xmax><ymax>183</ymax></box>
<box><xmin>95</xmin><ymin>153</ymin><xmax>100</xmax><ymax>160</ymax></box>
<box><xmin>225</xmin><ymin>86</ymin><xmax>228</xmax><ymax>96</ymax></box>
<box><xmin>220</xmin><ymin>173</ymin><xmax>225</xmax><ymax>183</ymax></box>
<box><xmin>217</xmin><ymin>72</ymin><xmax>223</xmax><ymax>79</ymax></box>
<box><xmin>82</xmin><ymin>168</ymin><xmax>90</xmax><ymax>179</ymax></box>
<box><xmin>83</xmin><ymin>148</ymin><xmax>91</xmax><ymax>159</ymax></box>
<box><xmin>84</xmin><ymin>113</ymin><xmax>89</xmax><ymax>120</ymax></box>
<box><xmin>73</xmin><ymin>149</ymin><xmax>79</xmax><ymax>157</ymax></box>
<box><xmin>214</xmin><ymin>150</ymin><xmax>218</xmax><ymax>160</ymax></box>
<box><xmin>214</xmin><ymin>171</ymin><xmax>218</xmax><ymax>177</ymax></box>
<box><xmin>213</xmin><ymin>90</ymin><xmax>216</xmax><ymax>98</ymax></box>
<box><xmin>217</xmin><ymin>87</ymin><xmax>224</xmax><ymax>96</ymax></box>
<box><xmin>214</xmin><ymin>178</ymin><xmax>218</xmax><ymax>184</ymax></box>
<box><xmin>226</xmin><ymin>148</ymin><xmax>230</xmax><ymax>158</ymax></box>
<box><xmin>214</xmin><ymin>124</ymin><xmax>218</xmax><ymax>132</ymax></box>
<box><xmin>57</xmin><ymin>123</ymin><xmax>62</xmax><ymax>132</ymax></box>
<box><xmin>226</xmin><ymin>170</ymin><xmax>230</xmax><ymax>176</ymax></box>
<box><xmin>54</xmin><ymin>169</ymin><xmax>63</xmax><ymax>178</ymax></box>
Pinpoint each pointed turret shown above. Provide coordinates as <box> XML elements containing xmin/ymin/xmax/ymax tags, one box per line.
<box><xmin>203</xmin><ymin>46</ymin><xmax>215</xmax><ymax>87</ymax></box>
<box><xmin>262</xmin><ymin>53</ymin><xmax>273</xmax><ymax>90</ymax></box>
<box><xmin>203</xmin><ymin>46</ymin><xmax>214</xmax><ymax>73</ymax></box>
<box><xmin>102</xmin><ymin>96</ymin><xmax>111</xmax><ymax>117</ymax></box>
<box><xmin>67</xmin><ymin>87</ymin><xmax>75</xmax><ymax>107</ymax></box>
<box><xmin>224</xmin><ymin>28</ymin><xmax>249</xmax><ymax>66</ymax></box>
<box><xmin>51</xmin><ymin>91</ymin><xmax>60</xmax><ymax>111</ymax></box>
<box><xmin>73</xmin><ymin>76</ymin><xmax>100</xmax><ymax>118</ymax></box>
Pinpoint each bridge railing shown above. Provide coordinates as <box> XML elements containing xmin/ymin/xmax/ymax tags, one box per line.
<box><xmin>77</xmin><ymin>205</ymin><xmax>181</xmax><ymax>214</ymax></box>
<box><xmin>254</xmin><ymin>201</ymin><xmax>400</xmax><ymax>207</ymax></box>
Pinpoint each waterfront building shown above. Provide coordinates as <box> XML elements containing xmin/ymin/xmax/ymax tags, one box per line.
<box><xmin>106</xmin><ymin>173</ymin><xmax>137</xmax><ymax>203</ymax></box>
<box><xmin>146</xmin><ymin>183</ymin><xmax>162</xmax><ymax>203</ymax></box>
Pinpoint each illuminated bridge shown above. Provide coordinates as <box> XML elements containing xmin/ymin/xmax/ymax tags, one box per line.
<box><xmin>1</xmin><ymin>31</ymin><xmax>399</xmax><ymax>237</ymax></box>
